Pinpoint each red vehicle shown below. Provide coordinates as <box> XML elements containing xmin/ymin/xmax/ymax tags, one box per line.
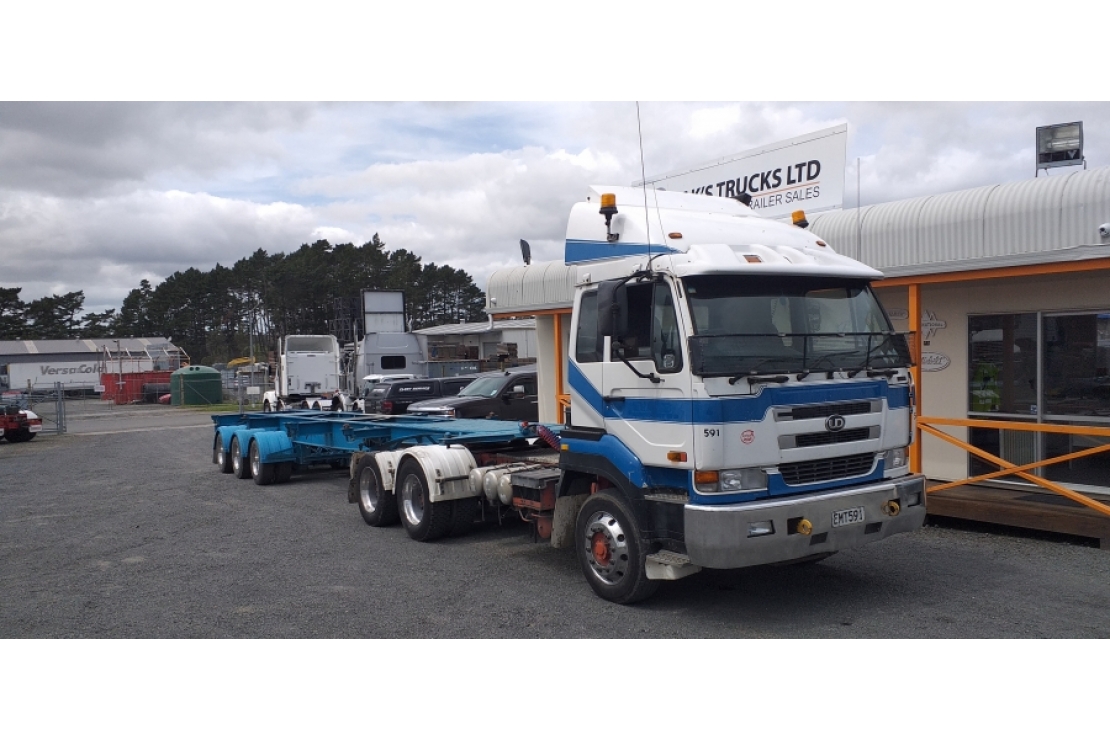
<box><xmin>1</xmin><ymin>405</ymin><xmax>42</xmax><ymax>443</ymax></box>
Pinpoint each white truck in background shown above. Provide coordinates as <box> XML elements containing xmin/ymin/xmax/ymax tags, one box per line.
<box><xmin>262</xmin><ymin>334</ymin><xmax>349</xmax><ymax>411</ymax></box>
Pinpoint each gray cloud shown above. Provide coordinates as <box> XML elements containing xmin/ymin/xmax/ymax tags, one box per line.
<box><xmin>2</xmin><ymin>102</ymin><xmax>1108</xmax><ymax>316</ymax></box>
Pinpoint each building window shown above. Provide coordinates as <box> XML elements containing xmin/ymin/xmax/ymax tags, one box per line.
<box><xmin>1042</xmin><ymin>313</ymin><xmax>1110</xmax><ymax>418</ymax></box>
<box><xmin>966</xmin><ymin>311</ymin><xmax>1110</xmax><ymax>492</ymax></box>
<box><xmin>968</xmin><ymin>313</ymin><xmax>1038</xmax><ymax>415</ymax></box>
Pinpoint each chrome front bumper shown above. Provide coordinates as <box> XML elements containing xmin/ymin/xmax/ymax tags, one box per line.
<box><xmin>684</xmin><ymin>476</ymin><xmax>926</xmax><ymax>569</ymax></box>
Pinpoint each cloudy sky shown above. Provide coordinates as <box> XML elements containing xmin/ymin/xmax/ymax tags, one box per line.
<box><xmin>2</xmin><ymin>7</ymin><xmax>1105</xmax><ymax>315</ymax></box>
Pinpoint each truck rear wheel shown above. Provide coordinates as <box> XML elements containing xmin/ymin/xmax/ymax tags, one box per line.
<box><xmin>249</xmin><ymin>438</ymin><xmax>276</xmax><ymax>486</ymax></box>
<box><xmin>396</xmin><ymin>459</ymin><xmax>452</xmax><ymax>541</ymax></box>
<box><xmin>215</xmin><ymin>432</ymin><xmax>234</xmax><ymax>474</ymax></box>
<box><xmin>275</xmin><ymin>462</ymin><xmax>293</xmax><ymax>483</ymax></box>
<box><xmin>355</xmin><ymin>455</ymin><xmax>398</xmax><ymax>527</ymax></box>
<box><xmin>231</xmin><ymin>436</ymin><xmax>250</xmax><ymax>479</ymax></box>
<box><xmin>575</xmin><ymin>492</ymin><xmax>658</xmax><ymax>604</ymax></box>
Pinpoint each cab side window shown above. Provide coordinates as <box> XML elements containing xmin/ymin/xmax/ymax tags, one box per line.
<box><xmin>575</xmin><ymin>291</ymin><xmax>599</xmax><ymax>362</ymax></box>
<box><xmin>651</xmin><ymin>282</ymin><xmax>683</xmax><ymax>374</ymax></box>
<box><xmin>617</xmin><ymin>281</ymin><xmax>682</xmax><ymax>374</ymax></box>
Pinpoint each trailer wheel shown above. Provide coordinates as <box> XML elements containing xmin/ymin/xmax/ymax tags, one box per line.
<box><xmin>449</xmin><ymin>497</ymin><xmax>479</xmax><ymax>537</ymax></box>
<box><xmin>355</xmin><ymin>455</ymin><xmax>399</xmax><ymax>527</ymax></box>
<box><xmin>396</xmin><ymin>459</ymin><xmax>452</xmax><ymax>541</ymax></box>
<box><xmin>575</xmin><ymin>492</ymin><xmax>658</xmax><ymax>604</ymax></box>
<box><xmin>249</xmin><ymin>438</ymin><xmax>277</xmax><ymax>486</ymax></box>
<box><xmin>215</xmin><ymin>432</ymin><xmax>234</xmax><ymax>474</ymax></box>
<box><xmin>231</xmin><ymin>436</ymin><xmax>250</xmax><ymax>479</ymax></box>
<box><xmin>275</xmin><ymin>462</ymin><xmax>294</xmax><ymax>483</ymax></box>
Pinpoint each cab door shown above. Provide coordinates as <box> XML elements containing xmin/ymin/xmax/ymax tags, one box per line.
<box><xmin>599</xmin><ymin>278</ymin><xmax>693</xmax><ymax>466</ymax></box>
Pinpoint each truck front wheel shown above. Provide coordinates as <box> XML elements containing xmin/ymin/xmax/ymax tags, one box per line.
<box><xmin>396</xmin><ymin>459</ymin><xmax>452</xmax><ymax>541</ymax></box>
<box><xmin>575</xmin><ymin>492</ymin><xmax>658</xmax><ymax>604</ymax></box>
<box><xmin>355</xmin><ymin>455</ymin><xmax>398</xmax><ymax>527</ymax></box>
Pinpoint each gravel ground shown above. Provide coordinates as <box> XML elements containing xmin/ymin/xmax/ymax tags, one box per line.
<box><xmin>3</xmin><ymin>406</ymin><xmax>1109</xmax><ymax>639</ymax></box>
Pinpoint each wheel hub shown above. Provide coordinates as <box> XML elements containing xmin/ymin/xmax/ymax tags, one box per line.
<box><xmin>359</xmin><ymin>469</ymin><xmax>378</xmax><ymax>513</ymax></box>
<box><xmin>583</xmin><ymin>511</ymin><xmax>629</xmax><ymax>584</ymax></box>
<box><xmin>402</xmin><ymin>474</ymin><xmax>425</xmax><ymax>523</ymax></box>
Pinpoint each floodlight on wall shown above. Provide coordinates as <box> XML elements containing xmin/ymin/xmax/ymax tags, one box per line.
<box><xmin>1036</xmin><ymin>122</ymin><xmax>1085</xmax><ymax>175</ymax></box>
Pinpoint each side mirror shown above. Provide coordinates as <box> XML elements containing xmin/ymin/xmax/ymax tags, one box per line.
<box><xmin>595</xmin><ymin>278</ymin><xmax>628</xmax><ymax>360</ymax></box>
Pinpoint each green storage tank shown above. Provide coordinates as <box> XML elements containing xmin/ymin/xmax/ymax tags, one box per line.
<box><xmin>170</xmin><ymin>365</ymin><xmax>223</xmax><ymax>406</ymax></box>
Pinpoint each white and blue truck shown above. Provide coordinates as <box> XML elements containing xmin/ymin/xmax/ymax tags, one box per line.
<box><xmin>212</xmin><ymin>185</ymin><xmax>924</xmax><ymax>603</ymax></box>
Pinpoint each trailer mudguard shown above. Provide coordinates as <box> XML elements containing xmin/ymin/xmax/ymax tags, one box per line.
<box><xmin>251</xmin><ymin>430</ymin><xmax>296</xmax><ymax>464</ymax></box>
<box><xmin>213</xmin><ymin>425</ymin><xmax>248</xmax><ymax>455</ymax></box>
<box><xmin>367</xmin><ymin>449</ymin><xmax>407</xmax><ymax>493</ymax></box>
<box><xmin>397</xmin><ymin>445</ymin><xmax>478</xmax><ymax>503</ymax></box>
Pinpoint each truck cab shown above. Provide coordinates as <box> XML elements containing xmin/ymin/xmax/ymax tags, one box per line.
<box><xmin>553</xmin><ymin>186</ymin><xmax>924</xmax><ymax>600</ymax></box>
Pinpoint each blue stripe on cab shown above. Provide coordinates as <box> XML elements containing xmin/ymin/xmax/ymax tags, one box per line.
<box><xmin>569</xmin><ymin>362</ymin><xmax>907</xmax><ymax>423</ymax></box>
<box><xmin>565</xmin><ymin>239</ymin><xmax>679</xmax><ymax>264</ymax></box>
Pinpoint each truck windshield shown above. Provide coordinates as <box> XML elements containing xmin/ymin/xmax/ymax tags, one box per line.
<box><xmin>683</xmin><ymin>275</ymin><xmax>912</xmax><ymax>378</ymax></box>
<box><xmin>458</xmin><ymin>376</ymin><xmax>506</xmax><ymax>398</ymax></box>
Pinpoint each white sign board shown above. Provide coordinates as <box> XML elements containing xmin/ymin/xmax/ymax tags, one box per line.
<box><xmin>362</xmin><ymin>290</ymin><xmax>406</xmax><ymax>333</ymax></box>
<box><xmin>635</xmin><ymin>124</ymin><xmax>848</xmax><ymax>219</ymax></box>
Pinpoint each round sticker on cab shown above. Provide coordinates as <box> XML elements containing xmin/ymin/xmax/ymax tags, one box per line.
<box><xmin>740</xmin><ymin>429</ymin><xmax>755</xmax><ymax>444</ymax></box>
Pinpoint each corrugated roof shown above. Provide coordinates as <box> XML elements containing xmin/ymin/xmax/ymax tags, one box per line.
<box><xmin>412</xmin><ymin>319</ymin><xmax>535</xmax><ymax>337</ymax></box>
<box><xmin>0</xmin><ymin>337</ymin><xmax>180</xmax><ymax>357</ymax></box>
<box><xmin>486</xmin><ymin>261</ymin><xmax>576</xmax><ymax>314</ymax></box>
<box><xmin>807</xmin><ymin>165</ymin><xmax>1110</xmax><ymax>276</ymax></box>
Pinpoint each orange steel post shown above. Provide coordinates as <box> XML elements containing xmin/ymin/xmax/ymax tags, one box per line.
<box><xmin>908</xmin><ymin>283</ymin><xmax>922</xmax><ymax>474</ymax></box>
<box><xmin>553</xmin><ymin>312</ymin><xmax>566</xmax><ymax>424</ymax></box>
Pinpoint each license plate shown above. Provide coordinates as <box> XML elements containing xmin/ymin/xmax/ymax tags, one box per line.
<box><xmin>832</xmin><ymin>506</ymin><xmax>866</xmax><ymax>528</ymax></box>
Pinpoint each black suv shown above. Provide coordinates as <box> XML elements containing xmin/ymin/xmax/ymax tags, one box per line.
<box><xmin>361</xmin><ymin>376</ymin><xmax>475</xmax><ymax>415</ymax></box>
<box><xmin>407</xmin><ymin>367</ymin><xmax>538</xmax><ymax>421</ymax></box>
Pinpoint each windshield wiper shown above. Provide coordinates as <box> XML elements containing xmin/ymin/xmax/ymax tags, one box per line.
<box><xmin>727</xmin><ymin>357</ymin><xmax>793</xmax><ymax>385</ymax></box>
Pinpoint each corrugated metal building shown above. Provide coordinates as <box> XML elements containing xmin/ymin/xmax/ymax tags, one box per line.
<box><xmin>0</xmin><ymin>337</ymin><xmax>186</xmax><ymax>391</ymax></box>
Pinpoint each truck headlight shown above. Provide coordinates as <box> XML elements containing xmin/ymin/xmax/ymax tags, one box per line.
<box><xmin>692</xmin><ymin>468</ymin><xmax>768</xmax><ymax>494</ymax></box>
<box><xmin>882</xmin><ymin>447</ymin><xmax>908</xmax><ymax>470</ymax></box>
<box><xmin>720</xmin><ymin>468</ymin><xmax>768</xmax><ymax>492</ymax></box>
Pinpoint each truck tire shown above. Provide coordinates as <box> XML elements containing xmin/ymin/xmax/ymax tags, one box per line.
<box><xmin>575</xmin><ymin>492</ymin><xmax>658</xmax><ymax>604</ymax></box>
<box><xmin>215</xmin><ymin>432</ymin><xmax>234</xmax><ymax>474</ymax></box>
<box><xmin>231</xmin><ymin>436</ymin><xmax>250</xmax><ymax>479</ymax></box>
<box><xmin>396</xmin><ymin>458</ymin><xmax>452</xmax><ymax>541</ymax></box>
<box><xmin>448</xmin><ymin>497</ymin><xmax>479</xmax><ymax>537</ymax></box>
<box><xmin>249</xmin><ymin>438</ymin><xmax>276</xmax><ymax>486</ymax></box>
<box><xmin>354</xmin><ymin>455</ymin><xmax>399</xmax><ymax>527</ymax></box>
<box><xmin>275</xmin><ymin>462</ymin><xmax>294</xmax><ymax>483</ymax></box>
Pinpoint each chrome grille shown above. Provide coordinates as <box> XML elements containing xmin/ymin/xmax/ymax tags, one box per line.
<box><xmin>776</xmin><ymin>401</ymin><xmax>879</xmax><ymax>421</ymax></box>
<box><xmin>794</xmin><ymin>427</ymin><xmax>873</xmax><ymax>448</ymax></box>
<box><xmin>779</xmin><ymin>453</ymin><xmax>876</xmax><ymax>486</ymax></box>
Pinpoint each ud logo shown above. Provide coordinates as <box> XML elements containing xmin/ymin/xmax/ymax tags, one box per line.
<box><xmin>825</xmin><ymin>414</ymin><xmax>846</xmax><ymax>432</ymax></box>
